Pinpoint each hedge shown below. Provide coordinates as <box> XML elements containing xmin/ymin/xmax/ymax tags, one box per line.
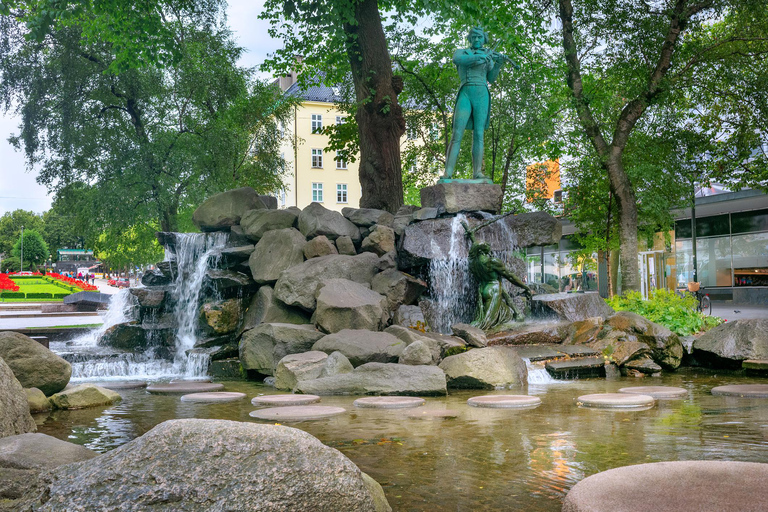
<box><xmin>25</xmin><ymin>292</ymin><xmax>53</xmax><ymax>299</ymax></box>
<box><xmin>0</xmin><ymin>291</ymin><xmax>25</xmax><ymax>298</ymax></box>
<box><xmin>53</xmin><ymin>293</ymin><xmax>71</xmax><ymax>299</ymax></box>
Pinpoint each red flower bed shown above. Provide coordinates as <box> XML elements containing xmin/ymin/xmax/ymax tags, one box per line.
<box><xmin>46</xmin><ymin>272</ymin><xmax>98</xmax><ymax>291</ymax></box>
<box><xmin>0</xmin><ymin>274</ymin><xmax>20</xmax><ymax>292</ymax></box>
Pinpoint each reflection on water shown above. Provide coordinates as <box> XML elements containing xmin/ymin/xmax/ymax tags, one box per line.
<box><xmin>37</xmin><ymin>369</ymin><xmax>768</xmax><ymax>511</ymax></box>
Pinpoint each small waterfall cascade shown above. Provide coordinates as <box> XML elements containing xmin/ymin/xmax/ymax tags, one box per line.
<box><xmin>67</xmin><ymin>289</ymin><xmax>138</xmax><ymax>347</ymax></box>
<box><xmin>428</xmin><ymin>214</ymin><xmax>475</xmax><ymax>333</ymax></box>
<box><xmin>523</xmin><ymin>357</ymin><xmax>565</xmax><ymax>385</ymax></box>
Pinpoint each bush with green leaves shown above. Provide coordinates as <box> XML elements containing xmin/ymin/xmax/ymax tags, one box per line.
<box><xmin>606</xmin><ymin>289</ymin><xmax>723</xmax><ymax>336</ymax></box>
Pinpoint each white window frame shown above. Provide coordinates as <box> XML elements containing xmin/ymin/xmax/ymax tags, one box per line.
<box><xmin>312</xmin><ymin>182</ymin><xmax>324</xmax><ymax>203</ymax></box>
<box><xmin>335</xmin><ymin>150</ymin><xmax>347</xmax><ymax>170</ymax></box>
<box><xmin>311</xmin><ymin>149</ymin><xmax>323</xmax><ymax>168</ymax></box>
<box><xmin>406</xmin><ymin>124</ymin><xmax>417</xmax><ymax>140</ymax></box>
<box><xmin>336</xmin><ymin>116</ymin><xmax>346</xmax><ymax>125</ymax></box>
<box><xmin>311</xmin><ymin>114</ymin><xmax>323</xmax><ymax>133</ymax></box>
<box><xmin>336</xmin><ymin>183</ymin><xmax>348</xmax><ymax>204</ymax></box>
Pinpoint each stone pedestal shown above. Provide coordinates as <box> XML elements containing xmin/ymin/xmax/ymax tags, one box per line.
<box><xmin>420</xmin><ymin>182</ymin><xmax>503</xmax><ymax>215</ymax></box>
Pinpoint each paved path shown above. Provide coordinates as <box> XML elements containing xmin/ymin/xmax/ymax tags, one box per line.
<box><xmin>0</xmin><ymin>312</ymin><xmax>105</xmax><ymax>329</ymax></box>
<box><xmin>711</xmin><ymin>303</ymin><xmax>768</xmax><ymax>321</ymax></box>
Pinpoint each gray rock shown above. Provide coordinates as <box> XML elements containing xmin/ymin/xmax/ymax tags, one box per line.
<box><xmin>128</xmin><ymin>288</ymin><xmax>165</xmax><ymax>308</ymax></box>
<box><xmin>48</xmin><ymin>384</ymin><xmax>122</xmax><ymax>410</ymax></box>
<box><xmin>392</xmin><ymin>214</ymin><xmax>413</xmax><ymax>237</ymax></box>
<box><xmin>487</xmin><ymin>321</ymin><xmax>570</xmax><ymax>345</ymax></box>
<box><xmin>532</xmin><ymin>292</ymin><xmax>614</xmax><ymax>322</ymax></box>
<box><xmin>200</xmin><ymin>299</ymin><xmax>242</xmax><ymax>335</ymax></box>
<box><xmin>274</xmin><ymin>253</ymin><xmax>380</xmax><ymax>311</ymax></box>
<box><xmin>335</xmin><ymin>235</ymin><xmax>357</xmax><ymax>255</ymax></box>
<box><xmin>377</xmin><ymin>251</ymin><xmax>397</xmax><ymax>271</ymax></box>
<box><xmin>0</xmin><ymin>357</ymin><xmax>36</xmax><ymax>439</ymax></box>
<box><xmin>258</xmin><ymin>195</ymin><xmax>278</xmax><ymax>209</ymax></box>
<box><xmin>203</xmin><ymin>269</ymin><xmax>255</xmax><ymax>297</ymax></box>
<box><xmin>361</xmin><ymin>225</ymin><xmax>396</xmax><ymax>256</ymax></box>
<box><xmin>218</xmin><ymin>245</ymin><xmax>256</xmax><ymax>267</ymax></box>
<box><xmin>396</xmin><ymin>205</ymin><xmax>420</xmax><ymax>216</ymax></box>
<box><xmin>398</xmin><ymin>340</ymin><xmax>433</xmax><ymax>365</ymax></box>
<box><xmin>303</xmin><ymin>235</ymin><xmax>339</xmax><ymax>259</ymax></box>
<box><xmin>299</xmin><ymin>202</ymin><xmax>361</xmax><ymax>242</ymax></box>
<box><xmin>623</xmin><ymin>356</ymin><xmax>663</xmax><ymax>375</ymax></box>
<box><xmin>693</xmin><ymin>319</ymin><xmax>768</xmax><ymax>368</ymax></box>
<box><xmin>319</xmin><ymin>351</ymin><xmax>354</xmax><ymax>378</ymax></box>
<box><xmin>240</xmin><ymin>208</ymin><xmax>298</xmax><ymax>241</ymax></box>
<box><xmin>239</xmin><ymin>323</ymin><xmax>324</xmax><ymax>376</ymax></box>
<box><xmin>312</xmin><ymin>329</ymin><xmax>406</xmax><ymax>367</ymax></box>
<box><xmin>382</xmin><ymin>326</ymin><xmax>460</xmax><ymax>365</ymax></box>
<box><xmin>24</xmin><ymin>388</ymin><xmax>50</xmax><ymax>414</ymax></box>
<box><xmin>392</xmin><ymin>305</ymin><xmax>427</xmax><ymax>329</ymax></box>
<box><xmin>193</xmin><ymin>187</ymin><xmax>265</xmax><ymax>231</ymax></box>
<box><xmin>0</xmin><ymin>467</ymin><xmax>38</xmax><ymax>501</ymax></box>
<box><xmin>371</xmin><ymin>269</ymin><xmax>427</xmax><ymax>312</ymax></box>
<box><xmin>342</xmin><ymin>208</ymin><xmax>395</xmax><ymax>227</ymax></box>
<box><xmin>274</xmin><ymin>351</ymin><xmax>329</xmax><ymax>391</ymax></box>
<box><xmin>99</xmin><ymin>322</ymin><xmax>175</xmax><ymax>355</ymax></box>
<box><xmin>296</xmin><ymin>362</ymin><xmax>447</xmax><ymax>396</ymax></box>
<box><xmin>413</xmin><ymin>207</ymin><xmax>439</xmax><ymax>221</ymax></box>
<box><xmin>588</xmin><ymin>334</ymin><xmax>651</xmax><ymax>366</ymax></box>
<box><xmin>420</xmin><ymin>182</ymin><xmax>503</xmax><ymax>215</ymax></box>
<box><xmin>239</xmin><ymin>286</ymin><xmax>310</xmax><ymax>335</ymax></box>
<box><xmin>249</xmin><ymin>228</ymin><xmax>306</xmax><ymax>285</ymax></box>
<box><xmin>605</xmin><ymin>312</ymin><xmax>684</xmax><ymax>370</ymax></box>
<box><xmin>563</xmin><ymin>317</ymin><xmax>605</xmax><ymax>345</ymax></box>
<box><xmin>0</xmin><ymin>332</ymin><xmax>71</xmax><ymax>396</ymax></box>
<box><xmin>0</xmin><ymin>433</ymin><xmax>97</xmax><ymax>470</ymax></box>
<box><xmin>418</xmin><ymin>331</ymin><xmax>467</xmax><ymax>358</ymax></box>
<box><xmin>384</xmin><ymin>325</ymin><xmax>426</xmax><ymax>345</ymax></box>
<box><xmin>315</xmin><ymin>279</ymin><xmax>388</xmax><ymax>333</ymax></box>
<box><xmin>439</xmin><ymin>347</ymin><xmax>528</xmax><ymax>389</ymax></box>
<box><xmin>19</xmin><ymin>419</ymin><xmax>391</xmax><ymax>512</ymax></box>
<box><xmin>451</xmin><ymin>323</ymin><xmax>488</xmax><ymax>348</ymax></box>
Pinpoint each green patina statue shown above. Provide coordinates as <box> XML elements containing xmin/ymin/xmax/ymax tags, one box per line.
<box><xmin>442</xmin><ymin>26</ymin><xmax>518</xmax><ymax>182</ymax></box>
<box><xmin>462</xmin><ymin>220</ymin><xmax>532</xmax><ymax>330</ymax></box>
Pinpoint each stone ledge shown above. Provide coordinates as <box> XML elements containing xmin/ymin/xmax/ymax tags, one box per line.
<box><xmin>420</xmin><ymin>182</ymin><xmax>502</xmax><ymax>215</ymax></box>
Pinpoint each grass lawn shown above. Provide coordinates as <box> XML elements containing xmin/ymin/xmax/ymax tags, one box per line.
<box><xmin>11</xmin><ymin>279</ymin><xmax>70</xmax><ymax>295</ymax></box>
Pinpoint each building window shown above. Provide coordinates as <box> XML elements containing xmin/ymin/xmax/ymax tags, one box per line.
<box><xmin>337</xmin><ymin>184</ymin><xmax>348</xmax><ymax>203</ymax></box>
<box><xmin>311</xmin><ymin>114</ymin><xmax>323</xmax><ymax>133</ymax></box>
<box><xmin>407</xmin><ymin>124</ymin><xmax>417</xmax><ymax>140</ymax></box>
<box><xmin>311</xmin><ymin>149</ymin><xmax>323</xmax><ymax>168</ymax></box>
<box><xmin>312</xmin><ymin>183</ymin><xmax>323</xmax><ymax>202</ymax></box>
<box><xmin>336</xmin><ymin>116</ymin><xmax>346</xmax><ymax>125</ymax></box>
<box><xmin>279</xmin><ymin>122</ymin><xmax>285</xmax><ymax>138</ymax></box>
<box><xmin>336</xmin><ymin>151</ymin><xmax>347</xmax><ymax>169</ymax></box>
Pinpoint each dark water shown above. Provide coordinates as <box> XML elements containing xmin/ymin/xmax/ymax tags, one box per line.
<box><xmin>36</xmin><ymin>369</ymin><xmax>768</xmax><ymax>512</ymax></box>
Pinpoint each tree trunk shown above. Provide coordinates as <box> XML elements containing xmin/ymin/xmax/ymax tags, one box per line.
<box><xmin>606</xmin><ymin>153</ymin><xmax>640</xmax><ymax>292</ymax></box>
<box><xmin>345</xmin><ymin>0</ymin><xmax>405</xmax><ymax>213</ymax></box>
<box><xmin>160</xmin><ymin>203</ymin><xmax>178</xmax><ymax>233</ymax></box>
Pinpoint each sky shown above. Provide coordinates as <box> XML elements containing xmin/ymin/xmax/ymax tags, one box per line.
<box><xmin>0</xmin><ymin>0</ymin><xmax>281</xmax><ymax>216</ymax></box>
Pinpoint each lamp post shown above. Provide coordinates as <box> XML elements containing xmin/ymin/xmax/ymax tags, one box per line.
<box><xmin>20</xmin><ymin>225</ymin><xmax>24</xmax><ymax>273</ymax></box>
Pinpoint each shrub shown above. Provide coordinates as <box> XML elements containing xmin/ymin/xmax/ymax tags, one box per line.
<box><xmin>53</xmin><ymin>293</ymin><xmax>71</xmax><ymax>299</ymax></box>
<box><xmin>606</xmin><ymin>289</ymin><xmax>723</xmax><ymax>336</ymax></box>
<box><xmin>25</xmin><ymin>292</ymin><xmax>53</xmax><ymax>299</ymax></box>
<box><xmin>0</xmin><ymin>291</ymin><xmax>26</xmax><ymax>298</ymax></box>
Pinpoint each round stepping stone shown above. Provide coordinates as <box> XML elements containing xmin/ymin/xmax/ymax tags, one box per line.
<box><xmin>562</xmin><ymin>461</ymin><xmax>768</xmax><ymax>512</ymax></box>
<box><xmin>711</xmin><ymin>384</ymin><xmax>768</xmax><ymax>398</ymax></box>
<box><xmin>406</xmin><ymin>409</ymin><xmax>460</xmax><ymax>419</ymax></box>
<box><xmin>146</xmin><ymin>382</ymin><xmax>224</xmax><ymax>394</ymax></box>
<box><xmin>467</xmin><ymin>395</ymin><xmax>542</xmax><ymax>409</ymax></box>
<box><xmin>251</xmin><ymin>394</ymin><xmax>321</xmax><ymax>406</ymax></box>
<box><xmin>91</xmin><ymin>380</ymin><xmax>147</xmax><ymax>390</ymax></box>
<box><xmin>249</xmin><ymin>406</ymin><xmax>346</xmax><ymax>421</ymax></box>
<box><xmin>353</xmin><ymin>396</ymin><xmax>425</xmax><ymax>409</ymax></box>
<box><xmin>618</xmin><ymin>386</ymin><xmax>687</xmax><ymax>399</ymax></box>
<box><xmin>180</xmin><ymin>392</ymin><xmax>247</xmax><ymax>403</ymax></box>
<box><xmin>170</xmin><ymin>377</ymin><xmax>212</xmax><ymax>383</ymax></box>
<box><xmin>577</xmin><ymin>393</ymin><xmax>654</xmax><ymax>409</ymax></box>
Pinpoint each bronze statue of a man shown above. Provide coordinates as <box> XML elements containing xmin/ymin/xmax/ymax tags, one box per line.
<box><xmin>442</xmin><ymin>27</ymin><xmax>517</xmax><ymax>181</ymax></box>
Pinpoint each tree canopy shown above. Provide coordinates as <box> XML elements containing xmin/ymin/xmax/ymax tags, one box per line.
<box><xmin>11</xmin><ymin>228</ymin><xmax>48</xmax><ymax>269</ymax></box>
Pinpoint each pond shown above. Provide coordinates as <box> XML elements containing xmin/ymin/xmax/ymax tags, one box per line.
<box><xmin>36</xmin><ymin>369</ymin><xmax>768</xmax><ymax>511</ymax></box>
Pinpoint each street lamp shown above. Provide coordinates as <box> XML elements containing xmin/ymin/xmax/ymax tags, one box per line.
<box><xmin>20</xmin><ymin>225</ymin><xmax>24</xmax><ymax>274</ymax></box>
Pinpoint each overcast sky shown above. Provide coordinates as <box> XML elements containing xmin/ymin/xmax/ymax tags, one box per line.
<box><xmin>0</xmin><ymin>0</ymin><xmax>281</xmax><ymax>216</ymax></box>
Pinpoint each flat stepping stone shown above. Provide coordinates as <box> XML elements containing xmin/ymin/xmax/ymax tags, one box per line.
<box><xmin>180</xmin><ymin>392</ymin><xmax>247</xmax><ymax>403</ymax></box>
<box><xmin>146</xmin><ymin>382</ymin><xmax>224</xmax><ymax>394</ymax></box>
<box><xmin>711</xmin><ymin>384</ymin><xmax>768</xmax><ymax>398</ymax></box>
<box><xmin>562</xmin><ymin>461</ymin><xmax>768</xmax><ymax>512</ymax></box>
<box><xmin>91</xmin><ymin>380</ymin><xmax>147</xmax><ymax>390</ymax></box>
<box><xmin>619</xmin><ymin>386</ymin><xmax>687</xmax><ymax>399</ymax></box>
<box><xmin>251</xmin><ymin>394</ymin><xmax>321</xmax><ymax>406</ymax></box>
<box><xmin>577</xmin><ymin>393</ymin><xmax>654</xmax><ymax>409</ymax></box>
<box><xmin>353</xmin><ymin>396</ymin><xmax>425</xmax><ymax>409</ymax></box>
<box><xmin>545</xmin><ymin>357</ymin><xmax>606</xmax><ymax>379</ymax></box>
<box><xmin>467</xmin><ymin>395</ymin><xmax>542</xmax><ymax>409</ymax></box>
<box><xmin>170</xmin><ymin>377</ymin><xmax>212</xmax><ymax>383</ymax></box>
<box><xmin>406</xmin><ymin>409</ymin><xmax>460</xmax><ymax>419</ymax></box>
<box><xmin>249</xmin><ymin>406</ymin><xmax>346</xmax><ymax>421</ymax></box>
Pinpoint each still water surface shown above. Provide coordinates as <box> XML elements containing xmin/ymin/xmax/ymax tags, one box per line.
<box><xmin>37</xmin><ymin>369</ymin><xmax>768</xmax><ymax>511</ymax></box>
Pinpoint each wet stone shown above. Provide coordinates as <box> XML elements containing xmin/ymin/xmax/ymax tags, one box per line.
<box><xmin>467</xmin><ymin>395</ymin><xmax>542</xmax><ymax>409</ymax></box>
<box><xmin>711</xmin><ymin>384</ymin><xmax>768</xmax><ymax>398</ymax></box>
<box><xmin>743</xmin><ymin>360</ymin><xmax>768</xmax><ymax>376</ymax></box>
<box><xmin>576</xmin><ymin>393</ymin><xmax>655</xmax><ymax>409</ymax></box>
<box><xmin>92</xmin><ymin>381</ymin><xmax>148</xmax><ymax>390</ymax></box>
<box><xmin>180</xmin><ymin>392</ymin><xmax>247</xmax><ymax>403</ymax></box>
<box><xmin>545</xmin><ymin>357</ymin><xmax>606</xmax><ymax>379</ymax></box>
<box><xmin>146</xmin><ymin>382</ymin><xmax>224</xmax><ymax>394</ymax></box>
<box><xmin>406</xmin><ymin>409</ymin><xmax>460</xmax><ymax>419</ymax></box>
<box><xmin>170</xmin><ymin>377</ymin><xmax>212</xmax><ymax>383</ymax></box>
<box><xmin>353</xmin><ymin>396</ymin><xmax>426</xmax><ymax>409</ymax></box>
<box><xmin>251</xmin><ymin>394</ymin><xmax>321</xmax><ymax>406</ymax></box>
<box><xmin>619</xmin><ymin>386</ymin><xmax>687</xmax><ymax>399</ymax></box>
<box><xmin>249</xmin><ymin>405</ymin><xmax>346</xmax><ymax>421</ymax></box>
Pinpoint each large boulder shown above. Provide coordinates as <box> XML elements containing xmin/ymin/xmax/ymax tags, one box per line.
<box><xmin>342</xmin><ymin>207</ymin><xmax>394</xmax><ymax>228</ymax></box>
<box><xmin>438</xmin><ymin>347</ymin><xmax>528</xmax><ymax>389</ymax></box>
<box><xmin>200</xmin><ymin>299</ymin><xmax>242</xmax><ymax>334</ymax></box>
<box><xmin>0</xmin><ymin>433</ymin><xmax>97</xmax><ymax>470</ymax></box>
<box><xmin>360</xmin><ymin>225</ymin><xmax>396</xmax><ymax>256</ymax></box>
<box><xmin>99</xmin><ymin>322</ymin><xmax>175</xmax><ymax>357</ymax></box>
<box><xmin>239</xmin><ymin>323</ymin><xmax>324</xmax><ymax>376</ymax></box>
<box><xmin>19</xmin><ymin>419</ymin><xmax>391</xmax><ymax>512</ymax></box>
<box><xmin>563</xmin><ymin>317</ymin><xmax>604</xmax><ymax>345</ymax></box>
<box><xmin>202</xmin><ymin>269</ymin><xmax>255</xmax><ymax>298</ymax></box>
<box><xmin>299</xmin><ymin>202</ymin><xmax>361</xmax><ymax>242</ymax></box>
<box><xmin>0</xmin><ymin>332</ymin><xmax>71</xmax><ymax>396</ymax></box>
<box><xmin>383</xmin><ymin>326</ymin><xmax>463</xmax><ymax>365</ymax></box>
<box><xmin>451</xmin><ymin>323</ymin><xmax>487</xmax><ymax>348</ymax></box>
<box><xmin>48</xmin><ymin>384</ymin><xmax>122</xmax><ymax>410</ymax></box>
<box><xmin>319</xmin><ymin>351</ymin><xmax>355</xmax><ymax>377</ymax></box>
<box><xmin>605</xmin><ymin>311</ymin><xmax>684</xmax><ymax>369</ymax></box>
<box><xmin>398</xmin><ymin>340</ymin><xmax>433</xmax><ymax>365</ymax></box>
<box><xmin>312</xmin><ymin>330</ymin><xmax>406</xmax><ymax>367</ymax></box>
<box><xmin>488</xmin><ymin>321</ymin><xmax>570</xmax><ymax>346</ymax></box>
<box><xmin>392</xmin><ymin>305</ymin><xmax>427</xmax><ymax>329</ymax></box>
<box><xmin>0</xmin><ymin>357</ymin><xmax>36</xmax><ymax>439</ymax></box>
<box><xmin>248</xmin><ymin>227</ymin><xmax>307</xmax><ymax>285</ymax></box>
<box><xmin>296</xmin><ymin>362</ymin><xmax>447</xmax><ymax>396</ymax></box>
<box><xmin>420</xmin><ymin>182</ymin><xmax>503</xmax><ymax>215</ymax></box>
<box><xmin>314</xmin><ymin>279</ymin><xmax>388</xmax><ymax>333</ymax></box>
<box><xmin>532</xmin><ymin>292</ymin><xmax>614</xmax><ymax>322</ymax></box>
<box><xmin>193</xmin><ymin>187</ymin><xmax>265</xmax><ymax>231</ymax></box>
<box><xmin>304</xmin><ymin>235</ymin><xmax>338</xmax><ymax>259</ymax></box>
<box><xmin>240</xmin><ymin>208</ymin><xmax>299</xmax><ymax>240</ymax></box>
<box><xmin>335</xmin><ymin>235</ymin><xmax>357</xmax><ymax>255</ymax></box>
<box><xmin>239</xmin><ymin>286</ymin><xmax>310</xmax><ymax>335</ymax></box>
<box><xmin>274</xmin><ymin>351</ymin><xmax>328</xmax><ymax>391</ymax></box>
<box><xmin>693</xmin><ymin>319</ymin><xmax>768</xmax><ymax>368</ymax></box>
<box><xmin>371</xmin><ymin>269</ymin><xmax>427</xmax><ymax>313</ymax></box>
<box><xmin>24</xmin><ymin>388</ymin><xmax>50</xmax><ymax>414</ymax></box>
<box><xmin>129</xmin><ymin>288</ymin><xmax>166</xmax><ymax>309</ymax></box>
<box><xmin>274</xmin><ymin>252</ymin><xmax>380</xmax><ymax>311</ymax></box>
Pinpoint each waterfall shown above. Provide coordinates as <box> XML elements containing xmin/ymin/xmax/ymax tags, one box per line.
<box><xmin>523</xmin><ymin>357</ymin><xmax>567</xmax><ymax>385</ymax></box>
<box><xmin>66</xmin><ymin>289</ymin><xmax>138</xmax><ymax>347</ymax></box>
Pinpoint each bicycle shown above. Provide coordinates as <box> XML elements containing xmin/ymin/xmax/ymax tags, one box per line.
<box><xmin>686</xmin><ymin>282</ymin><xmax>711</xmax><ymax>316</ymax></box>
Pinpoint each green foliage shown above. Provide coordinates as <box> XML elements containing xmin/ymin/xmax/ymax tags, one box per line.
<box><xmin>11</xmin><ymin>229</ymin><xmax>49</xmax><ymax>269</ymax></box>
<box><xmin>0</xmin><ymin>291</ymin><xmax>25</xmax><ymax>298</ymax></box>
<box><xmin>0</xmin><ymin>210</ymin><xmax>45</xmax><ymax>256</ymax></box>
<box><xmin>25</xmin><ymin>292</ymin><xmax>53</xmax><ymax>299</ymax></box>
<box><xmin>607</xmin><ymin>289</ymin><xmax>723</xmax><ymax>336</ymax></box>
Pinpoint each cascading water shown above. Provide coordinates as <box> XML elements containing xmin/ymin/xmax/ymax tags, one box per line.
<box><xmin>67</xmin><ymin>288</ymin><xmax>137</xmax><ymax>347</ymax></box>
<box><xmin>522</xmin><ymin>357</ymin><xmax>564</xmax><ymax>385</ymax></box>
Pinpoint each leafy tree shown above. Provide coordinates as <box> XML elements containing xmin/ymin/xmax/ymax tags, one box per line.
<box><xmin>0</xmin><ymin>209</ymin><xmax>44</xmax><ymax>255</ymax></box>
<box><xmin>11</xmin><ymin>228</ymin><xmax>48</xmax><ymax>269</ymax></box>
<box><xmin>42</xmin><ymin>202</ymin><xmax>86</xmax><ymax>258</ymax></box>
<box><xmin>93</xmin><ymin>224</ymin><xmax>164</xmax><ymax>270</ymax></box>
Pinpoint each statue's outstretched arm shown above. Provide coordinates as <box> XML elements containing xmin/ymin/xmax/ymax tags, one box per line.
<box><xmin>498</xmin><ymin>265</ymin><xmax>533</xmax><ymax>299</ymax></box>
